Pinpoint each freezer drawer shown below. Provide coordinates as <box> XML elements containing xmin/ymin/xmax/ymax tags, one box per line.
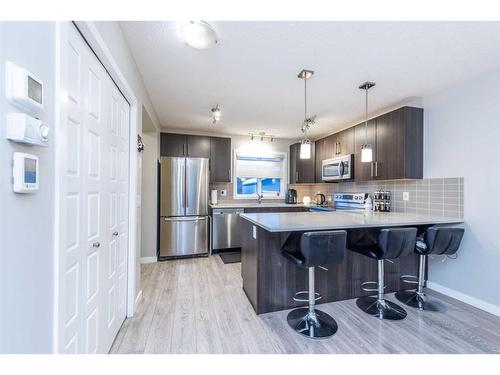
<box><xmin>212</xmin><ymin>208</ymin><xmax>243</xmax><ymax>250</ymax></box>
<box><xmin>160</xmin><ymin>216</ymin><xmax>208</xmax><ymax>258</ymax></box>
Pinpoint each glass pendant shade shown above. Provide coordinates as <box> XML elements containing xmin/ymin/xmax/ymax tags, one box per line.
<box><xmin>361</xmin><ymin>144</ymin><xmax>373</xmax><ymax>163</ymax></box>
<box><xmin>300</xmin><ymin>140</ymin><xmax>311</xmax><ymax>159</ymax></box>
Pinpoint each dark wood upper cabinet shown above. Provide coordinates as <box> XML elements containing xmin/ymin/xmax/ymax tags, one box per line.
<box><xmin>289</xmin><ymin>142</ymin><xmax>315</xmax><ymax>184</ymax></box>
<box><xmin>160</xmin><ymin>132</ymin><xmax>232</xmax><ymax>182</ymax></box>
<box><xmin>336</xmin><ymin>127</ymin><xmax>355</xmax><ymax>156</ymax></box>
<box><xmin>160</xmin><ymin>133</ymin><xmax>187</xmax><ymax>157</ymax></box>
<box><xmin>210</xmin><ymin>136</ymin><xmax>232</xmax><ymax>182</ymax></box>
<box><xmin>314</xmin><ymin>138</ymin><xmax>325</xmax><ymax>183</ymax></box>
<box><xmin>353</xmin><ymin>106</ymin><xmax>423</xmax><ymax>181</ymax></box>
<box><xmin>186</xmin><ymin>134</ymin><xmax>211</xmax><ymax>158</ymax></box>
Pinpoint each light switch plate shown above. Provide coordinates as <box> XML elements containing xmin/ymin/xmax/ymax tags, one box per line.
<box><xmin>403</xmin><ymin>192</ymin><xmax>410</xmax><ymax>201</ymax></box>
<box><xmin>220</xmin><ymin>189</ymin><xmax>227</xmax><ymax>196</ymax></box>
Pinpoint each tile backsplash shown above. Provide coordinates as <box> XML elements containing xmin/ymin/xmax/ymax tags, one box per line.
<box><xmin>289</xmin><ymin>177</ymin><xmax>464</xmax><ymax>218</ymax></box>
<box><xmin>210</xmin><ymin>177</ymin><xmax>464</xmax><ymax>218</ymax></box>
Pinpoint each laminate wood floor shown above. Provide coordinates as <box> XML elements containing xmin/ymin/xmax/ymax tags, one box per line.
<box><xmin>110</xmin><ymin>256</ymin><xmax>500</xmax><ymax>354</ymax></box>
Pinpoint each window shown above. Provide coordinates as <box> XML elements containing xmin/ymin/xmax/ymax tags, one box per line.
<box><xmin>234</xmin><ymin>151</ymin><xmax>286</xmax><ymax>199</ymax></box>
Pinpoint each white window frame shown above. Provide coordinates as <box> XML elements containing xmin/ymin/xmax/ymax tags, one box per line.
<box><xmin>233</xmin><ymin>150</ymin><xmax>287</xmax><ymax>200</ymax></box>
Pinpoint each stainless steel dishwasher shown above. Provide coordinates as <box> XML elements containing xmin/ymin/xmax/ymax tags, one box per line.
<box><xmin>212</xmin><ymin>208</ymin><xmax>244</xmax><ymax>250</ymax></box>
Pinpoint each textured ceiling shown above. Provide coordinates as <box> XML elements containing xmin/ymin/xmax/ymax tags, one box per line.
<box><xmin>120</xmin><ymin>21</ymin><xmax>500</xmax><ymax>139</ymax></box>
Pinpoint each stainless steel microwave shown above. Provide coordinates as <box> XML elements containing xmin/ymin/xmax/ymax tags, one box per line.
<box><xmin>322</xmin><ymin>154</ymin><xmax>354</xmax><ymax>181</ymax></box>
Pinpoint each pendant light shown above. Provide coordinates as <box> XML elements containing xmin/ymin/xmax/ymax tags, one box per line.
<box><xmin>359</xmin><ymin>81</ymin><xmax>375</xmax><ymax>163</ymax></box>
<box><xmin>298</xmin><ymin>69</ymin><xmax>315</xmax><ymax>159</ymax></box>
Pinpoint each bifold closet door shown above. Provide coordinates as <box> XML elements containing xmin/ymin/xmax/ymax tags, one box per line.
<box><xmin>58</xmin><ymin>24</ymin><xmax>129</xmax><ymax>354</ymax></box>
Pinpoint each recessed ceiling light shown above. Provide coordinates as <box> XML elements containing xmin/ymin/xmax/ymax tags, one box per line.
<box><xmin>180</xmin><ymin>21</ymin><xmax>218</xmax><ymax>50</ymax></box>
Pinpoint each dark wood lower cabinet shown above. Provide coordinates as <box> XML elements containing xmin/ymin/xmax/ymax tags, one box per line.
<box><xmin>240</xmin><ymin>219</ymin><xmax>421</xmax><ymax>314</ymax></box>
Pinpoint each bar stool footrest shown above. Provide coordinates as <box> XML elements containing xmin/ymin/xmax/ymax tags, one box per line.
<box><xmin>293</xmin><ymin>291</ymin><xmax>321</xmax><ymax>303</ymax></box>
<box><xmin>361</xmin><ymin>281</ymin><xmax>386</xmax><ymax>293</ymax></box>
<box><xmin>400</xmin><ymin>274</ymin><xmax>419</xmax><ymax>285</ymax></box>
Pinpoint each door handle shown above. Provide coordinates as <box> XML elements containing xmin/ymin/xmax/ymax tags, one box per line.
<box><xmin>112</xmin><ymin>231</ymin><xmax>119</xmax><ymax>236</ymax></box>
<box><xmin>295</xmin><ymin>171</ymin><xmax>299</xmax><ymax>182</ymax></box>
<box><xmin>92</xmin><ymin>242</ymin><xmax>100</xmax><ymax>248</ymax></box>
<box><xmin>228</xmin><ymin>168</ymin><xmax>231</xmax><ymax>181</ymax></box>
<box><xmin>375</xmin><ymin>161</ymin><xmax>379</xmax><ymax>177</ymax></box>
<box><xmin>370</xmin><ymin>162</ymin><xmax>374</xmax><ymax>177</ymax></box>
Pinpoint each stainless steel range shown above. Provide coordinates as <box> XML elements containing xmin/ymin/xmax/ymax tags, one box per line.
<box><xmin>333</xmin><ymin>192</ymin><xmax>368</xmax><ymax>210</ymax></box>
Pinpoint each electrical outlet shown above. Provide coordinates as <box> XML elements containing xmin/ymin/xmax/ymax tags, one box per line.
<box><xmin>403</xmin><ymin>192</ymin><xmax>410</xmax><ymax>201</ymax></box>
<box><xmin>220</xmin><ymin>189</ymin><xmax>227</xmax><ymax>196</ymax></box>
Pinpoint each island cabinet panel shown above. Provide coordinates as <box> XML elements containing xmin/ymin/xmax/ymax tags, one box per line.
<box><xmin>240</xmin><ymin>219</ymin><xmax>421</xmax><ymax>314</ymax></box>
<box><xmin>210</xmin><ymin>136</ymin><xmax>231</xmax><ymax>182</ymax></box>
<box><xmin>289</xmin><ymin>142</ymin><xmax>315</xmax><ymax>184</ymax></box>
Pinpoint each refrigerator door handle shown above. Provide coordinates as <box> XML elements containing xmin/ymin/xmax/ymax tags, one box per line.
<box><xmin>163</xmin><ymin>216</ymin><xmax>207</xmax><ymax>222</ymax></box>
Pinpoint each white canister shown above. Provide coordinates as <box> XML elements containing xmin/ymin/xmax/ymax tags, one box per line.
<box><xmin>211</xmin><ymin>190</ymin><xmax>218</xmax><ymax>205</ymax></box>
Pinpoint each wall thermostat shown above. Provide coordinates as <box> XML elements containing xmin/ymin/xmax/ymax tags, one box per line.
<box><xmin>5</xmin><ymin>61</ymin><xmax>43</xmax><ymax>114</ymax></box>
<box><xmin>6</xmin><ymin>113</ymin><xmax>49</xmax><ymax>146</ymax></box>
<box><xmin>13</xmin><ymin>152</ymin><xmax>39</xmax><ymax>193</ymax></box>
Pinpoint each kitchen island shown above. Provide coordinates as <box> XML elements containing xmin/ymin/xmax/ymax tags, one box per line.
<box><xmin>239</xmin><ymin>211</ymin><xmax>463</xmax><ymax>314</ymax></box>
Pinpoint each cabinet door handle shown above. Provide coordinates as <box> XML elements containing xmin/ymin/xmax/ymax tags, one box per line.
<box><xmin>113</xmin><ymin>231</ymin><xmax>119</xmax><ymax>236</ymax></box>
<box><xmin>295</xmin><ymin>171</ymin><xmax>299</xmax><ymax>182</ymax></box>
<box><xmin>182</xmin><ymin>143</ymin><xmax>185</xmax><ymax>156</ymax></box>
<box><xmin>375</xmin><ymin>161</ymin><xmax>379</xmax><ymax>177</ymax></box>
<box><xmin>92</xmin><ymin>242</ymin><xmax>100</xmax><ymax>248</ymax></box>
<box><xmin>370</xmin><ymin>162</ymin><xmax>374</xmax><ymax>177</ymax></box>
<box><xmin>228</xmin><ymin>168</ymin><xmax>231</xmax><ymax>181</ymax></box>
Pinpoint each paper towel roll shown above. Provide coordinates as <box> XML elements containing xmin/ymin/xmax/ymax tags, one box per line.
<box><xmin>211</xmin><ymin>190</ymin><xmax>218</xmax><ymax>205</ymax></box>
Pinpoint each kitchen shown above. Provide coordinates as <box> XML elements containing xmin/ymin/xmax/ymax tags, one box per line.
<box><xmin>1</xmin><ymin>12</ymin><xmax>500</xmax><ymax>367</ymax></box>
<box><xmin>123</xmin><ymin>20</ymin><xmax>497</xmax><ymax>353</ymax></box>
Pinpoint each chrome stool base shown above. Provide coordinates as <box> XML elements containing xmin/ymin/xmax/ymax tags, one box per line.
<box><xmin>287</xmin><ymin>308</ymin><xmax>338</xmax><ymax>339</ymax></box>
<box><xmin>395</xmin><ymin>290</ymin><xmax>447</xmax><ymax>312</ymax></box>
<box><xmin>356</xmin><ymin>296</ymin><xmax>407</xmax><ymax>320</ymax></box>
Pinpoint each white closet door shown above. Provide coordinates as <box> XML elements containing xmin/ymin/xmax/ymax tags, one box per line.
<box><xmin>58</xmin><ymin>24</ymin><xmax>129</xmax><ymax>354</ymax></box>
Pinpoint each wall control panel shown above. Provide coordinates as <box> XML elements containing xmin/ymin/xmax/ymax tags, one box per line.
<box><xmin>6</xmin><ymin>113</ymin><xmax>49</xmax><ymax>146</ymax></box>
<box><xmin>5</xmin><ymin>61</ymin><xmax>43</xmax><ymax>114</ymax></box>
<box><xmin>13</xmin><ymin>152</ymin><xmax>39</xmax><ymax>193</ymax></box>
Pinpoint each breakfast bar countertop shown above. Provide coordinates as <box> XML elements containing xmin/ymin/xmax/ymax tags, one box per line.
<box><xmin>239</xmin><ymin>210</ymin><xmax>464</xmax><ymax>232</ymax></box>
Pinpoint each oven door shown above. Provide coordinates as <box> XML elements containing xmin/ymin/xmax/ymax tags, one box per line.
<box><xmin>322</xmin><ymin>158</ymin><xmax>344</xmax><ymax>181</ymax></box>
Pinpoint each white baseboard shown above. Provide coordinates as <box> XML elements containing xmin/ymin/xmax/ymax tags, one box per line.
<box><xmin>427</xmin><ymin>281</ymin><xmax>500</xmax><ymax>317</ymax></box>
<box><xmin>140</xmin><ymin>256</ymin><xmax>157</xmax><ymax>264</ymax></box>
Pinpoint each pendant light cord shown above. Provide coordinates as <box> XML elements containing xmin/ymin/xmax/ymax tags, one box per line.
<box><xmin>364</xmin><ymin>87</ymin><xmax>368</xmax><ymax>145</ymax></box>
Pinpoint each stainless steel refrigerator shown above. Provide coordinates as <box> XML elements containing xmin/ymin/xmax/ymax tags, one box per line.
<box><xmin>159</xmin><ymin>157</ymin><xmax>209</xmax><ymax>258</ymax></box>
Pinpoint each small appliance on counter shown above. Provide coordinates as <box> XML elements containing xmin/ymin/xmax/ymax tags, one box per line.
<box><xmin>314</xmin><ymin>193</ymin><xmax>326</xmax><ymax>205</ymax></box>
<box><xmin>373</xmin><ymin>190</ymin><xmax>391</xmax><ymax>212</ymax></box>
<box><xmin>285</xmin><ymin>189</ymin><xmax>297</xmax><ymax>204</ymax></box>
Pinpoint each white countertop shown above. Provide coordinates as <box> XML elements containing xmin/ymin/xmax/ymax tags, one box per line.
<box><xmin>239</xmin><ymin>210</ymin><xmax>464</xmax><ymax>232</ymax></box>
<box><xmin>210</xmin><ymin>202</ymin><xmax>307</xmax><ymax>209</ymax></box>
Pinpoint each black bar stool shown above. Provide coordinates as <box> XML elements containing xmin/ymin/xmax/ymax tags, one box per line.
<box><xmin>350</xmin><ymin>227</ymin><xmax>417</xmax><ymax>320</ymax></box>
<box><xmin>396</xmin><ymin>226</ymin><xmax>464</xmax><ymax>312</ymax></box>
<box><xmin>281</xmin><ymin>230</ymin><xmax>347</xmax><ymax>339</ymax></box>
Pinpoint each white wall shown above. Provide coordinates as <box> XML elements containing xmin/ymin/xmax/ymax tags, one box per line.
<box><xmin>0</xmin><ymin>22</ymin><xmax>55</xmax><ymax>353</ymax></box>
<box><xmin>91</xmin><ymin>21</ymin><xmax>161</xmax><ymax>299</ymax></box>
<box><xmin>140</xmin><ymin>109</ymin><xmax>159</xmax><ymax>260</ymax></box>
<box><xmin>424</xmin><ymin>70</ymin><xmax>500</xmax><ymax>312</ymax></box>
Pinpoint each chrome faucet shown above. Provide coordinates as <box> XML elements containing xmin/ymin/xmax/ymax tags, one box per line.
<box><xmin>257</xmin><ymin>193</ymin><xmax>264</xmax><ymax>204</ymax></box>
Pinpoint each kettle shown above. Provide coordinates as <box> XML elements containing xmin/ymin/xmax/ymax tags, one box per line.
<box><xmin>315</xmin><ymin>193</ymin><xmax>326</xmax><ymax>205</ymax></box>
<box><xmin>285</xmin><ymin>189</ymin><xmax>297</xmax><ymax>204</ymax></box>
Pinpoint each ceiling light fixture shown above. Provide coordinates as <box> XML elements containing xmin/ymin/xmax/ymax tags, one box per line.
<box><xmin>181</xmin><ymin>21</ymin><xmax>218</xmax><ymax>50</ymax></box>
<box><xmin>249</xmin><ymin>132</ymin><xmax>275</xmax><ymax>142</ymax></box>
<box><xmin>298</xmin><ymin>69</ymin><xmax>315</xmax><ymax>159</ymax></box>
<box><xmin>211</xmin><ymin>104</ymin><xmax>221</xmax><ymax>124</ymax></box>
<box><xmin>359</xmin><ymin>81</ymin><xmax>376</xmax><ymax>163</ymax></box>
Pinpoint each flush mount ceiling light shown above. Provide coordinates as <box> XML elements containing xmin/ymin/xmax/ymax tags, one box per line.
<box><xmin>359</xmin><ymin>81</ymin><xmax>376</xmax><ymax>163</ymax></box>
<box><xmin>211</xmin><ymin>104</ymin><xmax>221</xmax><ymax>124</ymax></box>
<box><xmin>298</xmin><ymin>69</ymin><xmax>315</xmax><ymax>159</ymax></box>
<box><xmin>180</xmin><ymin>21</ymin><xmax>218</xmax><ymax>50</ymax></box>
